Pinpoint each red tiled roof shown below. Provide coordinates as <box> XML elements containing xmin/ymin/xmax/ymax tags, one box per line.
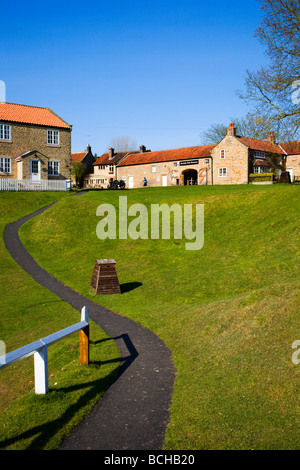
<box><xmin>253</xmin><ymin>159</ymin><xmax>270</xmax><ymax>166</ymax></box>
<box><xmin>118</xmin><ymin>145</ymin><xmax>215</xmax><ymax>167</ymax></box>
<box><xmin>237</xmin><ymin>137</ymin><xmax>283</xmax><ymax>154</ymax></box>
<box><xmin>279</xmin><ymin>141</ymin><xmax>300</xmax><ymax>155</ymax></box>
<box><xmin>71</xmin><ymin>152</ymin><xmax>86</xmax><ymax>162</ymax></box>
<box><xmin>94</xmin><ymin>151</ymin><xmax>130</xmax><ymax>166</ymax></box>
<box><xmin>0</xmin><ymin>102</ymin><xmax>71</xmax><ymax>129</ymax></box>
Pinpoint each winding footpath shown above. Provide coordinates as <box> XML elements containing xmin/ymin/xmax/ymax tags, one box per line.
<box><xmin>4</xmin><ymin>200</ymin><xmax>175</xmax><ymax>450</ymax></box>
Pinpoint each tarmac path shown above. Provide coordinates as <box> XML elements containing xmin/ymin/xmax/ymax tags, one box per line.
<box><xmin>4</xmin><ymin>199</ymin><xmax>175</xmax><ymax>450</ymax></box>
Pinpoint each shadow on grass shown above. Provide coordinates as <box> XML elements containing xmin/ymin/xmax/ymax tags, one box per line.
<box><xmin>0</xmin><ymin>334</ymin><xmax>138</xmax><ymax>450</ymax></box>
<box><xmin>120</xmin><ymin>282</ymin><xmax>143</xmax><ymax>294</ymax></box>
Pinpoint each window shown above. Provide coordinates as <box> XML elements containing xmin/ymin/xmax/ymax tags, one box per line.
<box><xmin>109</xmin><ymin>165</ymin><xmax>114</xmax><ymax>172</ymax></box>
<box><xmin>219</xmin><ymin>167</ymin><xmax>227</xmax><ymax>177</ymax></box>
<box><xmin>98</xmin><ymin>165</ymin><xmax>105</xmax><ymax>170</ymax></box>
<box><xmin>0</xmin><ymin>124</ymin><xmax>11</xmax><ymax>141</ymax></box>
<box><xmin>254</xmin><ymin>166</ymin><xmax>271</xmax><ymax>174</ymax></box>
<box><xmin>47</xmin><ymin>129</ymin><xmax>59</xmax><ymax>145</ymax></box>
<box><xmin>173</xmin><ymin>162</ymin><xmax>178</xmax><ymax>167</ymax></box>
<box><xmin>254</xmin><ymin>150</ymin><xmax>265</xmax><ymax>159</ymax></box>
<box><xmin>152</xmin><ymin>165</ymin><xmax>156</xmax><ymax>173</ymax></box>
<box><xmin>0</xmin><ymin>157</ymin><xmax>11</xmax><ymax>173</ymax></box>
<box><xmin>48</xmin><ymin>161</ymin><xmax>60</xmax><ymax>176</ymax></box>
<box><xmin>220</xmin><ymin>150</ymin><xmax>225</xmax><ymax>159</ymax></box>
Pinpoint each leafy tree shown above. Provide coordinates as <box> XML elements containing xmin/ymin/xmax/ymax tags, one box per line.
<box><xmin>71</xmin><ymin>161</ymin><xmax>88</xmax><ymax>188</ymax></box>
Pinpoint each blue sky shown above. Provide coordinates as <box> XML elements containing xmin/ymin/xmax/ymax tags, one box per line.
<box><xmin>1</xmin><ymin>0</ymin><xmax>267</xmax><ymax>154</ymax></box>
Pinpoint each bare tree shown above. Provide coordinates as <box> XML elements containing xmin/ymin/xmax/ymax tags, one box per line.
<box><xmin>237</xmin><ymin>0</ymin><xmax>300</xmax><ymax>140</ymax></box>
<box><xmin>201</xmin><ymin>113</ymin><xmax>284</xmax><ymax>144</ymax></box>
<box><xmin>108</xmin><ymin>136</ymin><xmax>137</xmax><ymax>152</ymax></box>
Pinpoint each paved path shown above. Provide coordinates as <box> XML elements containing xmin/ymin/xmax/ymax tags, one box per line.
<box><xmin>4</xmin><ymin>202</ymin><xmax>175</xmax><ymax>450</ymax></box>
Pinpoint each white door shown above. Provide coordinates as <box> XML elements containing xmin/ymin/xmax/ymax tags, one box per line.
<box><xmin>30</xmin><ymin>160</ymin><xmax>41</xmax><ymax>181</ymax></box>
<box><xmin>162</xmin><ymin>175</ymin><xmax>167</xmax><ymax>186</ymax></box>
<box><xmin>128</xmin><ymin>176</ymin><xmax>134</xmax><ymax>188</ymax></box>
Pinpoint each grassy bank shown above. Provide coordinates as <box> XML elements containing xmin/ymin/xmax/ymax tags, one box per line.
<box><xmin>2</xmin><ymin>183</ymin><xmax>300</xmax><ymax>449</ymax></box>
<box><xmin>0</xmin><ymin>192</ymin><xmax>119</xmax><ymax>450</ymax></box>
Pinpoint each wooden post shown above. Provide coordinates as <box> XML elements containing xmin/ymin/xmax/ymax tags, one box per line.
<box><xmin>80</xmin><ymin>306</ymin><xmax>89</xmax><ymax>365</ymax></box>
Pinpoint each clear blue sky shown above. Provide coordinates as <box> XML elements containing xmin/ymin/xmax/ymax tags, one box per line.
<box><xmin>1</xmin><ymin>0</ymin><xmax>267</xmax><ymax>154</ymax></box>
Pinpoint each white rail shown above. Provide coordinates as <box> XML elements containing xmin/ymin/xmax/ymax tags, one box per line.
<box><xmin>0</xmin><ymin>179</ymin><xmax>71</xmax><ymax>191</ymax></box>
<box><xmin>0</xmin><ymin>306</ymin><xmax>89</xmax><ymax>394</ymax></box>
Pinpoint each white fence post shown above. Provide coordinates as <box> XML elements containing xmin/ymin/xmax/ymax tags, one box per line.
<box><xmin>34</xmin><ymin>344</ymin><xmax>49</xmax><ymax>394</ymax></box>
<box><xmin>0</xmin><ymin>306</ymin><xmax>89</xmax><ymax>394</ymax></box>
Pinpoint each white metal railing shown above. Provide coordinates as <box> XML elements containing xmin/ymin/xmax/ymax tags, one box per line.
<box><xmin>0</xmin><ymin>306</ymin><xmax>89</xmax><ymax>394</ymax></box>
<box><xmin>0</xmin><ymin>179</ymin><xmax>71</xmax><ymax>191</ymax></box>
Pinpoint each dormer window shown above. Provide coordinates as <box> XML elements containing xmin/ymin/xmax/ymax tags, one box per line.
<box><xmin>47</xmin><ymin>129</ymin><xmax>59</xmax><ymax>145</ymax></box>
<box><xmin>254</xmin><ymin>150</ymin><xmax>265</xmax><ymax>159</ymax></box>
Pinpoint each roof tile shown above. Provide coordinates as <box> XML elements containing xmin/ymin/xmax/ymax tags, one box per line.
<box><xmin>0</xmin><ymin>102</ymin><xmax>71</xmax><ymax>129</ymax></box>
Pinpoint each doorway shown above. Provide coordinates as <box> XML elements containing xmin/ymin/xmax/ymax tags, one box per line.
<box><xmin>182</xmin><ymin>169</ymin><xmax>198</xmax><ymax>185</ymax></box>
<box><xmin>30</xmin><ymin>159</ymin><xmax>41</xmax><ymax>181</ymax></box>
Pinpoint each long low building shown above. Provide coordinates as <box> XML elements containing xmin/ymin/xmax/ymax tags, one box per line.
<box><xmin>117</xmin><ymin>144</ymin><xmax>214</xmax><ymax>188</ymax></box>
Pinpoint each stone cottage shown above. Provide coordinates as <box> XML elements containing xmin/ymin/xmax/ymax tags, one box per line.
<box><xmin>0</xmin><ymin>102</ymin><xmax>72</xmax><ymax>181</ymax></box>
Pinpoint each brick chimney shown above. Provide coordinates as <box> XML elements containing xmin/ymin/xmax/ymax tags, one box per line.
<box><xmin>227</xmin><ymin>122</ymin><xmax>237</xmax><ymax>137</ymax></box>
<box><xmin>267</xmin><ymin>132</ymin><xmax>276</xmax><ymax>144</ymax></box>
<box><xmin>108</xmin><ymin>147</ymin><xmax>114</xmax><ymax>159</ymax></box>
<box><xmin>140</xmin><ymin>145</ymin><xmax>146</xmax><ymax>153</ymax></box>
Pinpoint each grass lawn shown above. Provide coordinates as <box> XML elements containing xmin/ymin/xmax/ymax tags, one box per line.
<box><xmin>0</xmin><ymin>191</ymin><xmax>119</xmax><ymax>450</ymax></box>
<box><xmin>1</xmin><ymin>184</ymin><xmax>300</xmax><ymax>450</ymax></box>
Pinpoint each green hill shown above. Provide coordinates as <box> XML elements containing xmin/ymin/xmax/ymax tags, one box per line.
<box><xmin>4</xmin><ymin>184</ymin><xmax>300</xmax><ymax>449</ymax></box>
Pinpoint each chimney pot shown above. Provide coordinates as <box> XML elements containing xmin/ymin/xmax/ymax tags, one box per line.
<box><xmin>227</xmin><ymin>122</ymin><xmax>236</xmax><ymax>137</ymax></box>
<box><xmin>109</xmin><ymin>147</ymin><xmax>114</xmax><ymax>159</ymax></box>
<box><xmin>267</xmin><ymin>132</ymin><xmax>276</xmax><ymax>144</ymax></box>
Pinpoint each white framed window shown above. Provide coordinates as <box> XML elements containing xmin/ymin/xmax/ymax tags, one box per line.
<box><xmin>98</xmin><ymin>165</ymin><xmax>105</xmax><ymax>170</ymax></box>
<box><xmin>152</xmin><ymin>165</ymin><xmax>156</xmax><ymax>173</ymax></box>
<box><xmin>0</xmin><ymin>157</ymin><xmax>11</xmax><ymax>173</ymax></box>
<box><xmin>219</xmin><ymin>167</ymin><xmax>227</xmax><ymax>177</ymax></box>
<box><xmin>109</xmin><ymin>165</ymin><xmax>114</xmax><ymax>172</ymax></box>
<box><xmin>254</xmin><ymin>166</ymin><xmax>271</xmax><ymax>174</ymax></box>
<box><xmin>0</xmin><ymin>124</ymin><xmax>11</xmax><ymax>141</ymax></box>
<box><xmin>220</xmin><ymin>149</ymin><xmax>225</xmax><ymax>159</ymax></box>
<box><xmin>48</xmin><ymin>161</ymin><xmax>60</xmax><ymax>176</ymax></box>
<box><xmin>47</xmin><ymin>129</ymin><xmax>59</xmax><ymax>145</ymax></box>
<box><xmin>254</xmin><ymin>150</ymin><xmax>265</xmax><ymax>159</ymax></box>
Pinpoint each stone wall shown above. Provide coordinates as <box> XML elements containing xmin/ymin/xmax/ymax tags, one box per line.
<box><xmin>116</xmin><ymin>158</ymin><xmax>212</xmax><ymax>188</ymax></box>
<box><xmin>211</xmin><ymin>136</ymin><xmax>249</xmax><ymax>184</ymax></box>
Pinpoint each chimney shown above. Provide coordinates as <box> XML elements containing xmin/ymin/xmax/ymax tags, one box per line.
<box><xmin>87</xmin><ymin>144</ymin><xmax>91</xmax><ymax>154</ymax></box>
<box><xmin>109</xmin><ymin>147</ymin><xmax>114</xmax><ymax>159</ymax></box>
<box><xmin>267</xmin><ymin>132</ymin><xmax>276</xmax><ymax>144</ymax></box>
<box><xmin>227</xmin><ymin>122</ymin><xmax>236</xmax><ymax>137</ymax></box>
<box><xmin>140</xmin><ymin>145</ymin><xmax>146</xmax><ymax>153</ymax></box>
